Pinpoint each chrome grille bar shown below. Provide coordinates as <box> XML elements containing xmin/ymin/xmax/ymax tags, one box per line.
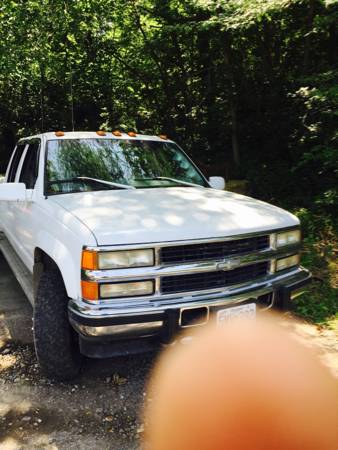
<box><xmin>160</xmin><ymin>235</ymin><xmax>269</xmax><ymax>265</ymax></box>
<box><xmin>161</xmin><ymin>261</ymin><xmax>269</xmax><ymax>295</ymax></box>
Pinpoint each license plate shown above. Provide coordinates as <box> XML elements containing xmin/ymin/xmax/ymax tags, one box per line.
<box><xmin>217</xmin><ymin>303</ymin><xmax>256</xmax><ymax>324</ymax></box>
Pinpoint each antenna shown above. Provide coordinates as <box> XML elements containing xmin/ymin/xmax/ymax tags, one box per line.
<box><xmin>70</xmin><ymin>69</ymin><xmax>75</xmax><ymax>131</ymax></box>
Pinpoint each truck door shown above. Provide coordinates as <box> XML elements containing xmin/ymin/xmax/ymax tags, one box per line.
<box><xmin>0</xmin><ymin>142</ymin><xmax>27</xmax><ymax>243</ymax></box>
<box><xmin>11</xmin><ymin>140</ymin><xmax>41</xmax><ymax>270</ymax></box>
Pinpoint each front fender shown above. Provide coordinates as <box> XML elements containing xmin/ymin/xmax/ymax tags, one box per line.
<box><xmin>35</xmin><ymin>230</ymin><xmax>82</xmax><ymax>300</ymax></box>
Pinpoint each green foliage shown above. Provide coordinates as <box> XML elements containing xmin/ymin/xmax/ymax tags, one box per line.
<box><xmin>294</xmin><ymin>208</ymin><xmax>337</xmax><ymax>324</ymax></box>
<box><xmin>295</xmin><ymin>279</ymin><xmax>337</xmax><ymax>324</ymax></box>
<box><xmin>1</xmin><ymin>0</ymin><xmax>337</xmax><ymax>187</ymax></box>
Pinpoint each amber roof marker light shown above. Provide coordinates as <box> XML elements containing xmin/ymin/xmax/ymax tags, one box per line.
<box><xmin>159</xmin><ymin>134</ymin><xmax>168</xmax><ymax>140</ymax></box>
<box><xmin>127</xmin><ymin>131</ymin><xmax>137</xmax><ymax>137</ymax></box>
<box><xmin>55</xmin><ymin>131</ymin><xmax>65</xmax><ymax>137</ymax></box>
<box><xmin>96</xmin><ymin>130</ymin><xmax>106</xmax><ymax>136</ymax></box>
<box><xmin>112</xmin><ymin>130</ymin><xmax>122</xmax><ymax>136</ymax></box>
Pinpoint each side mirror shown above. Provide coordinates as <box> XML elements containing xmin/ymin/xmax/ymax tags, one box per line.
<box><xmin>209</xmin><ymin>176</ymin><xmax>226</xmax><ymax>190</ymax></box>
<box><xmin>0</xmin><ymin>183</ymin><xmax>27</xmax><ymax>201</ymax></box>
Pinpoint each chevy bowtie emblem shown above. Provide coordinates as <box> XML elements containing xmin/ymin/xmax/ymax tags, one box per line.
<box><xmin>216</xmin><ymin>259</ymin><xmax>241</xmax><ymax>271</ymax></box>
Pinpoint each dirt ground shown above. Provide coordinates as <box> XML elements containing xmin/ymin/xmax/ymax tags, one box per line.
<box><xmin>0</xmin><ymin>252</ymin><xmax>337</xmax><ymax>449</ymax></box>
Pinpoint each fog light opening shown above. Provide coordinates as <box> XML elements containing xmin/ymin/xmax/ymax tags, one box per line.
<box><xmin>256</xmin><ymin>293</ymin><xmax>274</xmax><ymax>309</ymax></box>
<box><xmin>180</xmin><ymin>307</ymin><xmax>209</xmax><ymax>328</ymax></box>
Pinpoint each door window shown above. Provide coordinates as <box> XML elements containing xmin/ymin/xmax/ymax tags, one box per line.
<box><xmin>7</xmin><ymin>144</ymin><xmax>26</xmax><ymax>182</ymax></box>
<box><xmin>19</xmin><ymin>142</ymin><xmax>40</xmax><ymax>189</ymax></box>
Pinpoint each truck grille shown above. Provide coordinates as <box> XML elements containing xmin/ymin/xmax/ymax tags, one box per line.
<box><xmin>160</xmin><ymin>235</ymin><xmax>270</xmax><ymax>265</ymax></box>
<box><xmin>160</xmin><ymin>261</ymin><xmax>269</xmax><ymax>295</ymax></box>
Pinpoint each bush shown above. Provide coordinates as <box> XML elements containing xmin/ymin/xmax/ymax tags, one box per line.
<box><xmin>293</xmin><ymin>208</ymin><xmax>337</xmax><ymax>325</ymax></box>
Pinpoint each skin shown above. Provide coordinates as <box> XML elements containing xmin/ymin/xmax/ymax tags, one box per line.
<box><xmin>144</xmin><ymin>314</ymin><xmax>338</xmax><ymax>450</ymax></box>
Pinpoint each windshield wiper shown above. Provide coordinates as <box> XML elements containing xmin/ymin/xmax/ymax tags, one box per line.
<box><xmin>134</xmin><ymin>176</ymin><xmax>202</xmax><ymax>188</ymax></box>
<box><xmin>76</xmin><ymin>177</ymin><xmax>135</xmax><ymax>189</ymax></box>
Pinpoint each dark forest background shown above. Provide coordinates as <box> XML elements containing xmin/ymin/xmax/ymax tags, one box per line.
<box><xmin>0</xmin><ymin>0</ymin><xmax>336</xmax><ymax>321</ymax></box>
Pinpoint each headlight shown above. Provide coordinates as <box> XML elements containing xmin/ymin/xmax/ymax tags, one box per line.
<box><xmin>276</xmin><ymin>254</ymin><xmax>300</xmax><ymax>272</ymax></box>
<box><xmin>276</xmin><ymin>229</ymin><xmax>301</xmax><ymax>247</ymax></box>
<box><xmin>98</xmin><ymin>249</ymin><xmax>154</xmax><ymax>269</ymax></box>
<box><xmin>100</xmin><ymin>280</ymin><xmax>154</xmax><ymax>298</ymax></box>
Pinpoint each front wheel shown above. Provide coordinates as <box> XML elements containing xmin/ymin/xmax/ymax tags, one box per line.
<box><xmin>33</xmin><ymin>266</ymin><xmax>82</xmax><ymax>380</ymax></box>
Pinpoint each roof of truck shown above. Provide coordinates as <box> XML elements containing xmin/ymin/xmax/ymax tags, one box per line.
<box><xmin>19</xmin><ymin>131</ymin><xmax>172</xmax><ymax>142</ymax></box>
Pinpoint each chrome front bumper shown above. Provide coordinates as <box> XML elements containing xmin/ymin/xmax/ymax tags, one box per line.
<box><xmin>69</xmin><ymin>266</ymin><xmax>311</xmax><ymax>348</ymax></box>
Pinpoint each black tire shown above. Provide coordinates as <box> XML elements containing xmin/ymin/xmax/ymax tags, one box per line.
<box><xmin>33</xmin><ymin>265</ymin><xmax>82</xmax><ymax>380</ymax></box>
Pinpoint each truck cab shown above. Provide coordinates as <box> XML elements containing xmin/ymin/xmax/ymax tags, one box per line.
<box><xmin>0</xmin><ymin>131</ymin><xmax>311</xmax><ymax>379</ymax></box>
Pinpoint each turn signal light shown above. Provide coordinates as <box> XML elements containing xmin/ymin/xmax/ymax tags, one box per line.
<box><xmin>96</xmin><ymin>130</ymin><xmax>106</xmax><ymax>136</ymax></box>
<box><xmin>81</xmin><ymin>280</ymin><xmax>99</xmax><ymax>301</ymax></box>
<box><xmin>128</xmin><ymin>131</ymin><xmax>137</xmax><ymax>137</ymax></box>
<box><xmin>55</xmin><ymin>131</ymin><xmax>65</xmax><ymax>137</ymax></box>
<box><xmin>81</xmin><ymin>250</ymin><xmax>98</xmax><ymax>270</ymax></box>
<box><xmin>112</xmin><ymin>130</ymin><xmax>122</xmax><ymax>136</ymax></box>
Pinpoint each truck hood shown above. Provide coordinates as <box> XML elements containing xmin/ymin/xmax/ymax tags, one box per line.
<box><xmin>51</xmin><ymin>187</ymin><xmax>299</xmax><ymax>246</ymax></box>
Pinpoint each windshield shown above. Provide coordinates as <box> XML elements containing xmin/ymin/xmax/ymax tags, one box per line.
<box><xmin>45</xmin><ymin>139</ymin><xmax>207</xmax><ymax>195</ymax></box>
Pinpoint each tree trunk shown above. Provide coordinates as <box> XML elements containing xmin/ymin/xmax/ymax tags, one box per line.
<box><xmin>303</xmin><ymin>0</ymin><xmax>315</xmax><ymax>73</ymax></box>
<box><xmin>230</xmin><ymin>102</ymin><xmax>240</xmax><ymax>167</ymax></box>
<box><xmin>224</xmin><ymin>39</ymin><xmax>240</xmax><ymax>168</ymax></box>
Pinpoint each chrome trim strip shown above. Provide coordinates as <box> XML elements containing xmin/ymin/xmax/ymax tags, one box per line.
<box><xmin>70</xmin><ymin>267</ymin><xmax>310</xmax><ymax>318</ymax></box>
<box><xmin>77</xmin><ymin>321</ymin><xmax>163</xmax><ymax>337</ymax></box>
<box><xmin>80</xmin><ymin>264</ymin><xmax>301</xmax><ymax>306</ymax></box>
<box><xmin>83</xmin><ymin>226</ymin><xmax>299</xmax><ymax>252</ymax></box>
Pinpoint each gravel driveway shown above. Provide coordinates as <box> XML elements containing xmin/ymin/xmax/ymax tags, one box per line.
<box><xmin>1</xmin><ymin>251</ymin><xmax>337</xmax><ymax>449</ymax></box>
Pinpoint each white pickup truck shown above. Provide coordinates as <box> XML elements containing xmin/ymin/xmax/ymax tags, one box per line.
<box><xmin>0</xmin><ymin>131</ymin><xmax>311</xmax><ymax>379</ymax></box>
